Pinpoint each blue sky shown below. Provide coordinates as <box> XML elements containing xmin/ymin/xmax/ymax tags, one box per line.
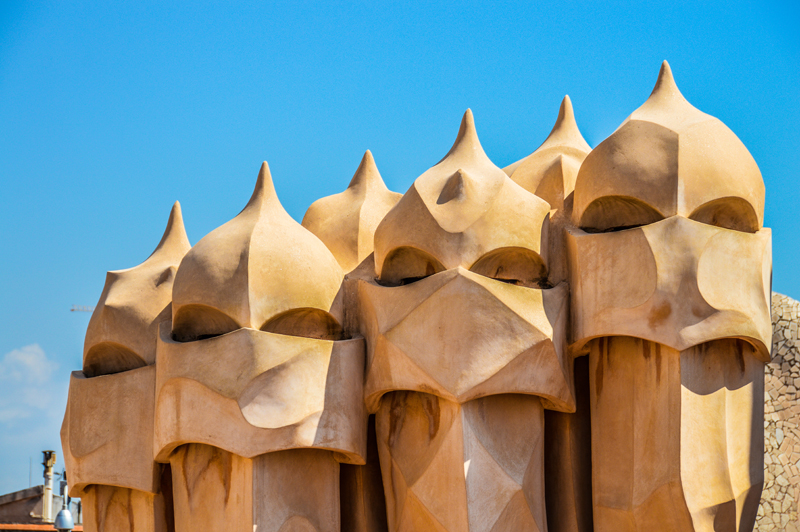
<box><xmin>0</xmin><ymin>0</ymin><xmax>798</xmax><ymax>494</ymax></box>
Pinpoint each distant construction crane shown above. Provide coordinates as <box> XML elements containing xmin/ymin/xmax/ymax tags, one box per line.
<box><xmin>70</xmin><ymin>305</ymin><xmax>95</xmax><ymax>313</ymax></box>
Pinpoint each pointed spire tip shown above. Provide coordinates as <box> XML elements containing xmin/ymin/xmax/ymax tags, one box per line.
<box><xmin>164</xmin><ymin>200</ymin><xmax>186</xmax><ymax>239</ymax></box>
<box><xmin>534</xmin><ymin>94</ymin><xmax>590</xmax><ymax>153</ymax></box>
<box><xmin>462</xmin><ymin>109</ymin><xmax>475</xmax><ymax>129</ymax></box>
<box><xmin>349</xmin><ymin>148</ymin><xmax>384</xmax><ymax>190</ymax></box>
<box><xmin>244</xmin><ymin>160</ymin><xmax>282</xmax><ymax>211</ymax></box>
<box><xmin>558</xmin><ymin>95</ymin><xmax>575</xmax><ymax>123</ymax></box>
<box><xmin>258</xmin><ymin>161</ymin><xmax>271</xmax><ymax>179</ymax></box>
<box><xmin>146</xmin><ymin>199</ymin><xmax>190</xmax><ymax>262</ymax></box>
<box><xmin>253</xmin><ymin>161</ymin><xmax>274</xmax><ymax>194</ymax></box>
<box><xmin>650</xmin><ymin>60</ymin><xmax>682</xmax><ymax>98</ymax></box>
<box><xmin>257</xmin><ymin>161</ymin><xmax>274</xmax><ymax>187</ymax></box>
<box><xmin>456</xmin><ymin>108</ymin><xmax>478</xmax><ymax>144</ymax></box>
<box><xmin>659</xmin><ymin>61</ymin><xmax>674</xmax><ymax>82</ymax></box>
<box><xmin>430</xmin><ymin>107</ymin><xmax>490</xmax><ymax>167</ymax></box>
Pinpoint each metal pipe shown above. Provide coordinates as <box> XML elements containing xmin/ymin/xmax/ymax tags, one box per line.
<box><xmin>54</xmin><ymin>469</ymin><xmax>74</xmax><ymax>532</ymax></box>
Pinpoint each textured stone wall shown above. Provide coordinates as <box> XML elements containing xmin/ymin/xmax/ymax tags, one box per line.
<box><xmin>757</xmin><ymin>292</ymin><xmax>800</xmax><ymax>531</ymax></box>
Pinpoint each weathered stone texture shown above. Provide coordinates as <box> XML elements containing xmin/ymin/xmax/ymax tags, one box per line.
<box><xmin>758</xmin><ymin>292</ymin><xmax>800</xmax><ymax>531</ymax></box>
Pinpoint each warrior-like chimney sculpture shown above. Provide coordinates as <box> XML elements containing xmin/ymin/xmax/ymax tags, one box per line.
<box><xmin>62</xmin><ymin>61</ymin><xmax>772</xmax><ymax>532</ymax></box>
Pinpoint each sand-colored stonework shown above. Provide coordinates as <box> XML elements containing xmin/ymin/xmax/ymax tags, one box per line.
<box><xmin>759</xmin><ymin>292</ymin><xmax>800</xmax><ymax>531</ymax></box>
<box><xmin>62</xmin><ymin>61</ymin><xmax>778</xmax><ymax>532</ymax></box>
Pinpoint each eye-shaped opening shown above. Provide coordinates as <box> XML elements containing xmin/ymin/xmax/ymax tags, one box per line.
<box><xmin>580</xmin><ymin>196</ymin><xmax>665</xmax><ymax>233</ymax></box>
<box><xmin>379</xmin><ymin>247</ymin><xmax>446</xmax><ymax>286</ymax></box>
<box><xmin>261</xmin><ymin>308</ymin><xmax>344</xmax><ymax>341</ymax></box>
<box><xmin>83</xmin><ymin>342</ymin><xmax>147</xmax><ymax>378</ymax></box>
<box><xmin>172</xmin><ymin>304</ymin><xmax>240</xmax><ymax>342</ymax></box>
<box><xmin>470</xmin><ymin>247</ymin><xmax>549</xmax><ymax>288</ymax></box>
<box><xmin>689</xmin><ymin>197</ymin><xmax>759</xmax><ymax>233</ymax></box>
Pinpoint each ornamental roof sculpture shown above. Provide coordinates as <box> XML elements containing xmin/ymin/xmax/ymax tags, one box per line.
<box><xmin>171</xmin><ymin>162</ymin><xmax>345</xmax><ymax>342</ymax></box>
<box><xmin>505</xmin><ymin>95</ymin><xmax>591</xmax><ymax>212</ymax></box>
<box><xmin>574</xmin><ymin>61</ymin><xmax>764</xmax><ymax>233</ymax></box>
<box><xmin>356</xmin><ymin>109</ymin><xmax>574</xmax><ymax>531</ymax></box>
<box><xmin>567</xmin><ymin>61</ymin><xmax>770</xmax><ymax>532</ymax></box>
<box><xmin>83</xmin><ymin>202</ymin><xmax>191</xmax><ymax>377</ymax></box>
<box><xmin>153</xmin><ymin>163</ymin><xmax>365</xmax><ymax>531</ymax></box>
<box><xmin>374</xmin><ymin>109</ymin><xmax>551</xmax><ymax>284</ymax></box>
<box><xmin>62</xmin><ymin>61</ymin><xmax>773</xmax><ymax>532</ymax></box>
<box><xmin>64</xmin><ymin>203</ymin><xmax>191</xmax><ymax>530</ymax></box>
<box><xmin>568</xmin><ymin>61</ymin><xmax>772</xmax><ymax>358</ymax></box>
<box><xmin>302</xmin><ymin>150</ymin><xmax>402</xmax><ymax>272</ymax></box>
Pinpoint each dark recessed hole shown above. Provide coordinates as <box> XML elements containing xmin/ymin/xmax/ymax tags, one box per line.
<box><xmin>172</xmin><ymin>304</ymin><xmax>240</xmax><ymax>343</ymax></box>
<box><xmin>83</xmin><ymin>342</ymin><xmax>147</xmax><ymax>378</ymax></box>
<box><xmin>580</xmin><ymin>196</ymin><xmax>664</xmax><ymax>233</ymax></box>
<box><xmin>261</xmin><ymin>308</ymin><xmax>344</xmax><ymax>341</ymax></box>
<box><xmin>379</xmin><ymin>247</ymin><xmax>445</xmax><ymax>287</ymax></box>
<box><xmin>470</xmin><ymin>247</ymin><xmax>549</xmax><ymax>288</ymax></box>
<box><xmin>689</xmin><ymin>197</ymin><xmax>759</xmax><ymax>233</ymax></box>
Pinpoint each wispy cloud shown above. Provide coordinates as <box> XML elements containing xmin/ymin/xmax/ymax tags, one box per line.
<box><xmin>2</xmin><ymin>345</ymin><xmax>56</xmax><ymax>383</ymax></box>
<box><xmin>0</xmin><ymin>345</ymin><xmax>60</xmax><ymax>420</ymax></box>
<box><xmin>0</xmin><ymin>344</ymin><xmax>69</xmax><ymax>494</ymax></box>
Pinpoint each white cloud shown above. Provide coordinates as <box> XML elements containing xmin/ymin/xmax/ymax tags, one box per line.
<box><xmin>0</xmin><ymin>344</ymin><xmax>69</xmax><ymax>494</ymax></box>
<box><xmin>0</xmin><ymin>344</ymin><xmax>57</xmax><ymax>385</ymax></box>
<box><xmin>0</xmin><ymin>345</ymin><xmax>62</xmax><ymax>420</ymax></box>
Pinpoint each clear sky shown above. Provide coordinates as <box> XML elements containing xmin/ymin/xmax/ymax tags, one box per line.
<box><xmin>0</xmin><ymin>0</ymin><xmax>798</xmax><ymax>494</ymax></box>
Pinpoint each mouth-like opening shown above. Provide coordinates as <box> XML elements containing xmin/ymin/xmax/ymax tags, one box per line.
<box><xmin>580</xmin><ymin>196</ymin><xmax>664</xmax><ymax>233</ymax></box>
<box><xmin>83</xmin><ymin>342</ymin><xmax>147</xmax><ymax>377</ymax></box>
<box><xmin>378</xmin><ymin>246</ymin><xmax>446</xmax><ymax>287</ymax></box>
<box><xmin>261</xmin><ymin>308</ymin><xmax>344</xmax><ymax>341</ymax></box>
<box><xmin>172</xmin><ymin>304</ymin><xmax>240</xmax><ymax>343</ymax></box>
<box><xmin>470</xmin><ymin>247</ymin><xmax>549</xmax><ymax>288</ymax></box>
<box><xmin>688</xmin><ymin>197</ymin><xmax>759</xmax><ymax>233</ymax></box>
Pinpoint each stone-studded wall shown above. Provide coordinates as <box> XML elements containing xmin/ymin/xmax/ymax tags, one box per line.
<box><xmin>757</xmin><ymin>292</ymin><xmax>800</xmax><ymax>531</ymax></box>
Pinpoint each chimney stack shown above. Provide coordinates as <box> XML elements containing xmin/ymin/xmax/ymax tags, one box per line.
<box><xmin>41</xmin><ymin>450</ymin><xmax>56</xmax><ymax>523</ymax></box>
